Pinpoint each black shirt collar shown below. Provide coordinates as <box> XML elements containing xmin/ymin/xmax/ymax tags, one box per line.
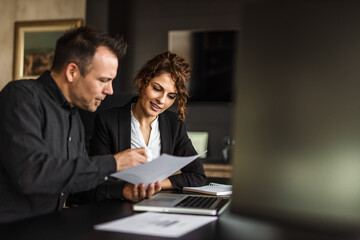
<box><xmin>37</xmin><ymin>70</ymin><xmax>73</xmax><ymax>110</ymax></box>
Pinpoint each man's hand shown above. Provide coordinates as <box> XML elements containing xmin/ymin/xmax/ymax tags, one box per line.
<box><xmin>113</xmin><ymin>148</ymin><xmax>147</xmax><ymax>172</ymax></box>
<box><xmin>123</xmin><ymin>181</ymin><xmax>162</xmax><ymax>202</ymax></box>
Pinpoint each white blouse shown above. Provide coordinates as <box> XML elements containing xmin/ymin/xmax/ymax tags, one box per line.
<box><xmin>130</xmin><ymin>107</ymin><xmax>161</xmax><ymax>161</ymax></box>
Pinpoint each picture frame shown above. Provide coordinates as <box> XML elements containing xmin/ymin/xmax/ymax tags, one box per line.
<box><xmin>187</xmin><ymin>131</ymin><xmax>209</xmax><ymax>158</ymax></box>
<box><xmin>13</xmin><ymin>19</ymin><xmax>83</xmax><ymax>80</ymax></box>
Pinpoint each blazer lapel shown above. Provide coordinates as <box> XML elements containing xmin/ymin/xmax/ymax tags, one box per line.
<box><xmin>117</xmin><ymin>103</ymin><xmax>131</xmax><ymax>152</ymax></box>
<box><xmin>159</xmin><ymin>113</ymin><xmax>172</xmax><ymax>154</ymax></box>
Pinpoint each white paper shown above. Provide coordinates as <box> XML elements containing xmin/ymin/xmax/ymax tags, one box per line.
<box><xmin>94</xmin><ymin>212</ymin><xmax>217</xmax><ymax>238</ymax></box>
<box><xmin>183</xmin><ymin>185</ymin><xmax>233</xmax><ymax>196</ymax></box>
<box><xmin>111</xmin><ymin>151</ymin><xmax>207</xmax><ymax>185</ymax></box>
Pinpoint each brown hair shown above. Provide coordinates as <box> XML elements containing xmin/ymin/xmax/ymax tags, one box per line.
<box><xmin>51</xmin><ymin>26</ymin><xmax>127</xmax><ymax>76</ymax></box>
<box><xmin>134</xmin><ymin>51</ymin><xmax>190</xmax><ymax>121</ymax></box>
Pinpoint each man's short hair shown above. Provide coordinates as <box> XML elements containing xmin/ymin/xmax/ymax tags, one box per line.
<box><xmin>51</xmin><ymin>26</ymin><xmax>127</xmax><ymax>76</ymax></box>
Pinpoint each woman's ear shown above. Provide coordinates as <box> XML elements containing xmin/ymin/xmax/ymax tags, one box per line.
<box><xmin>138</xmin><ymin>78</ymin><xmax>142</xmax><ymax>89</ymax></box>
<box><xmin>137</xmin><ymin>78</ymin><xmax>145</xmax><ymax>97</ymax></box>
<box><xmin>65</xmin><ymin>63</ymin><xmax>79</xmax><ymax>83</ymax></box>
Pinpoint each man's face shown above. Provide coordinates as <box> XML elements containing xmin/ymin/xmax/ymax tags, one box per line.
<box><xmin>70</xmin><ymin>46</ymin><xmax>118</xmax><ymax>112</ymax></box>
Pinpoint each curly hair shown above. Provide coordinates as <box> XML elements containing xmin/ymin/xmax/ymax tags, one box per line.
<box><xmin>134</xmin><ymin>51</ymin><xmax>191</xmax><ymax>121</ymax></box>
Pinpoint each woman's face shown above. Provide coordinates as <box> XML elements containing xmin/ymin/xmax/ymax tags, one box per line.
<box><xmin>137</xmin><ymin>73</ymin><xmax>177</xmax><ymax>119</ymax></box>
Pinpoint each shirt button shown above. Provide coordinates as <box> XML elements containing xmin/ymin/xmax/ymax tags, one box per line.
<box><xmin>61</xmin><ymin>192</ymin><xmax>64</xmax><ymax>197</ymax></box>
<box><xmin>68</xmin><ymin>137</ymin><xmax>72</xmax><ymax>142</ymax></box>
<box><xmin>104</xmin><ymin>176</ymin><xmax>109</xmax><ymax>181</ymax></box>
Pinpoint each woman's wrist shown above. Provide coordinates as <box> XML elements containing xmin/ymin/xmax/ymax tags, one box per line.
<box><xmin>160</xmin><ymin>178</ymin><xmax>174</xmax><ymax>189</ymax></box>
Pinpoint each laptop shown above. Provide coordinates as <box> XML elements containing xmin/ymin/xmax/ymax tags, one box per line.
<box><xmin>133</xmin><ymin>193</ymin><xmax>231</xmax><ymax>216</ymax></box>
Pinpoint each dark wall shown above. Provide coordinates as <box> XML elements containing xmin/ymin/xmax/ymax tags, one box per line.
<box><xmin>86</xmin><ymin>0</ymin><xmax>241</xmax><ymax>161</ymax></box>
<box><xmin>110</xmin><ymin>0</ymin><xmax>241</xmax><ymax>92</ymax></box>
<box><xmin>85</xmin><ymin>0</ymin><xmax>109</xmax><ymax>31</ymax></box>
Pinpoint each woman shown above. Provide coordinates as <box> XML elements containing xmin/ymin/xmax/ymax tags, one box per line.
<box><xmin>90</xmin><ymin>51</ymin><xmax>206</xmax><ymax>190</ymax></box>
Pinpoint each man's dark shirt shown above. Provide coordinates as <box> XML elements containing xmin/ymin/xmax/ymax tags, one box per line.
<box><xmin>0</xmin><ymin>71</ymin><xmax>116</xmax><ymax>224</ymax></box>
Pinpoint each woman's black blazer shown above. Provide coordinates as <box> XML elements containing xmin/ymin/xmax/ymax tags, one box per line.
<box><xmin>90</xmin><ymin>99</ymin><xmax>206</xmax><ymax>189</ymax></box>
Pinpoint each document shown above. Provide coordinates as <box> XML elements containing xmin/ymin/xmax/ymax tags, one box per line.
<box><xmin>183</xmin><ymin>183</ymin><xmax>233</xmax><ymax>196</ymax></box>
<box><xmin>94</xmin><ymin>212</ymin><xmax>217</xmax><ymax>238</ymax></box>
<box><xmin>111</xmin><ymin>151</ymin><xmax>207</xmax><ymax>185</ymax></box>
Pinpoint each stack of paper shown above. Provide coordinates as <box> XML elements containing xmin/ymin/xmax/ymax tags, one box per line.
<box><xmin>183</xmin><ymin>183</ymin><xmax>232</xmax><ymax>196</ymax></box>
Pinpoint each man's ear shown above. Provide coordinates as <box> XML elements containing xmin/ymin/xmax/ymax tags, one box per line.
<box><xmin>65</xmin><ymin>63</ymin><xmax>79</xmax><ymax>83</ymax></box>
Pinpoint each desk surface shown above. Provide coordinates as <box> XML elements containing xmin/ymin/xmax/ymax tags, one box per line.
<box><xmin>0</xmin><ymin>195</ymin><xmax>358</xmax><ymax>240</ymax></box>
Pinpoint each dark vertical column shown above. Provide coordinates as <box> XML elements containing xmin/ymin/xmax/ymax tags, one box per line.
<box><xmin>108</xmin><ymin>0</ymin><xmax>135</xmax><ymax>93</ymax></box>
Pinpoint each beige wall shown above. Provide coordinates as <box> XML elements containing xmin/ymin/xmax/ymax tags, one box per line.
<box><xmin>0</xmin><ymin>0</ymin><xmax>86</xmax><ymax>90</ymax></box>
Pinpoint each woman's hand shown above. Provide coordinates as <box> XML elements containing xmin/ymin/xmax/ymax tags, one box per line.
<box><xmin>123</xmin><ymin>181</ymin><xmax>162</xmax><ymax>202</ymax></box>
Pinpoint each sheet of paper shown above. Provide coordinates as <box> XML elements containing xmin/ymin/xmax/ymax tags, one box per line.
<box><xmin>94</xmin><ymin>212</ymin><xmax>217</xmax><ymax>238</ymax></box>
<box><xmin>183</xmin><ymin>185</ymin><xmax>233</xmax><ymax>196</ymax></box>
<box><xmin>111</xmin><ymin>151</ymin><xmax>206</xmax><ymax>185</ymax></box>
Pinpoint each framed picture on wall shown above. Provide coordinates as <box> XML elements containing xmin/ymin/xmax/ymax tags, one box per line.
<box><xmin>13</xmin><ymin>19</ymin><xmax>82</xmax><ymax>80</ymax></box>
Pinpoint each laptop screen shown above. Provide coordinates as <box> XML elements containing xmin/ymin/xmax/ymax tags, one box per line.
<box><xmin>231</xmin><ymin>0</ymin><xmax>360</xmax><ymax>230</ymax></box>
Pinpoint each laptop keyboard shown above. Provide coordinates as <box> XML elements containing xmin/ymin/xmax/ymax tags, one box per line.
<box><xmin>175</xmin><ymin>196</ymin><xmax>217</xmax><ymax>209</ymax></box>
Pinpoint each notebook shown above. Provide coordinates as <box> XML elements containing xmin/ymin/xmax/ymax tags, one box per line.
<box><xmin>133</xmin><ymin>193</ymin><xmax>231</xmax><ymax>216</ymax></box>
<box><xmin>183</xmin><ymin>183</ymin><xmax>232</xmax><ymax>196</ymax></box>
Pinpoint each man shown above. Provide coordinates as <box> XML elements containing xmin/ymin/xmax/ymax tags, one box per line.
<box><xmin>0</xmin><ymin>26</ymin><xmax>160</xmax><ymax>224</ymax></box>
